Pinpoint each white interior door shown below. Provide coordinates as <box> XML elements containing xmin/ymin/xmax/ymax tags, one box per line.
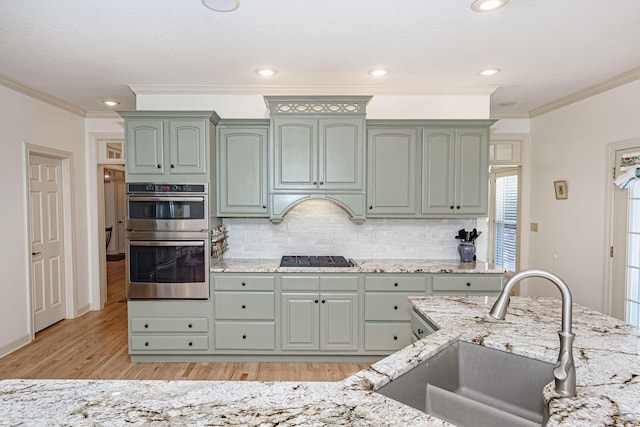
<box><xmin>29</xmin><ymin>154</ymin><xmax>66</xmax><ymax>332</ymax></box>
<box><xmin>611</xmin><ymin>147</ymin><xmax>640</xmax><ymax>322</ymax></box>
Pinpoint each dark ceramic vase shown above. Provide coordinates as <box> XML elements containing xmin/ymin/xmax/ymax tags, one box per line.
<box><xmin>458</xmin><ymin>242</ymin><xmax>476</xmax><ymax>262</ymax></box>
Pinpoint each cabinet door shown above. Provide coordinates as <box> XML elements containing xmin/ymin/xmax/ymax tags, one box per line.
<box><xmin>318</xmin><ymin>119</ymin><xmax>363</xmax><ymax>191</ymax></box>
<box><xmin>168</xmin><ymin>119</ymin><xmax>207</xmax><ymax>175</ymax></box>
<box><xmin>273</xmin><ymin>118</ymin><xmax>317</xmax><ymax>190</ymax></box>
<box><xmin>456</xmin><ymin>128</ymin><xmax>489</xmax><ymax>215</ymax></box>
<box><xmin>367</xmin><ymin>128</ymin><xmax>417</xmax><ymax>215</ymax></box>
<box><xmin>126</xmin><ymin>120</ymin><xmax>164</xmax><ymax>175</ymax></box>
<box><xmin>281</xmin><ymin>293</ymin><xmax>319</xmax><ymax>350</ymax></box>
<box><xmin>421</xmin><ymin>128</ymin><xmax>455</xmax><ymax>215</ymax></box>
<box><xmin>320</xmin><ymin>293</ymin><xmax>358</xmax><ymax>351</ymax></box>
<box><xmin>218</xmin><ymin>128</ymin><xmax>268</xmax><ymax>216</ymax></box>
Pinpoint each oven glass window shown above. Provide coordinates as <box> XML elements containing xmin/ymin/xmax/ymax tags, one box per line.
<box><xmin>129</xmin><ymin>243</ymin><xmax>205</xmax><ymax>283</ymax></box>
<box><xmin>129</xmin><ymin>200</ymin><xmax>204</xmax><ymax>220</ymax></box>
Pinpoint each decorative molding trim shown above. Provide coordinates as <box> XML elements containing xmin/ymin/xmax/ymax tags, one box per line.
<box><xmin>529</xmin><ymin>66</ymin><xmax>640</xmax><ymax>118</ymax></box>
<box><xmin>264</xmin><ymin>95</ymin><xmax>372</xmax><ymax>115</ymax></box>
<box><xmin>85</xmin><ymin>111</ymin><xmax>123</xmax><ymax>119</ymax></box>
<box><xmin>490</xmin><ymin>111</ymin><xmax>531</xmax><ymax>119</ymax></box>
<box><xmin>129</xmin><ymin>84</ymin><xmax>498</xmax><ymax>97</ymax></box>
<box><xmin>0</xmin><ymin>73</ymin><xmax>86</xmax><ymax>117</ymax></box>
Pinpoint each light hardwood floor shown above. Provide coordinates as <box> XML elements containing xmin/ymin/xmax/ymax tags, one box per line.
<box><xmin>0</xmin><ymin>259</ymin><xmax>370</xmax><ymax>381</ymax></box>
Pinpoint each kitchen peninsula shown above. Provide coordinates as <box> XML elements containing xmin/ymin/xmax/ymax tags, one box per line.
<box><xmin>2</xmin><ymin>296</ymin><xmax>638</xmax><ymax>426</ymax></box>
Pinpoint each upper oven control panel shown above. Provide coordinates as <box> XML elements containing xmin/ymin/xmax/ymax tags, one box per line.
<box><xmin>127</xmin><ymin>183</ymin><xmax>208</xmax><ymax>194</ymax></box>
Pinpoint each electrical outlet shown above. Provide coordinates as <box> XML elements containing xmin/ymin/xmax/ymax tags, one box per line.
<box><xmin>244</xmin><ymin>231</ymin><xmax>251</xmax><ymax>243</ymax></box>
<box><xmin>367</xmin><ymin>232</ymin><xmax>378</xmax><ymax>243</ymax></box>
<box><xmin>425</xmin><ymin>232</ymin><xmax>433</xmax><ymax>243</ymax></box>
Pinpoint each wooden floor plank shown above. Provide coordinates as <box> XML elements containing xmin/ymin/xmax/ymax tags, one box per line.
<box><xmin>0</xmin><ymin>259</ymin><xmax>371</xmax><ymax>381</ymax></box>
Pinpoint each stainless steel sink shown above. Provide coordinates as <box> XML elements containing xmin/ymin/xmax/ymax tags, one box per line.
<box><xmin>376</xmin><ymin>341</ymin><xmax>554</xmax><ymax>427</ymax></box>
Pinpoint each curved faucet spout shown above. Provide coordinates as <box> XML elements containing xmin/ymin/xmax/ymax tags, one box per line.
<box><xmin>489</xmin><ymin>269</ymin><xmax>576</xmax><ymax>397</ymax></box>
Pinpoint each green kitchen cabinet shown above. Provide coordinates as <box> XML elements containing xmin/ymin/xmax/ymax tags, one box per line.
<box><xmin>366</xmin><ymin>127</ymin><xmax>418</xmax><ymax>216</ymax></box>
<box><xmin>421</xmin><ymin>126</ymin><xmax>490</xmax><ymax>216</ymax></box>
<box><xmin>120</xmin><ymin>111</ymin><xmax>220</xmax><ymax>183</ymax></box>
<box><xmin>272</xmin><ymin>117</ymin><xmax>365</xmax><ymax>192</ymax></box>
<box><xmin>217</xmin><ymin>121</ymin><xmax>269</xmax><ymax>216</ymax></box>
<box><xmin>280</xmin><ymin>275</ymin><xmax>359</xmax><ymax>352</ymax></box>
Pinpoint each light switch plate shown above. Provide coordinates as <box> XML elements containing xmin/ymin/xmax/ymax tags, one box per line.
<box><xmin>530</xmin><ymin>223</ymin><xmax>538</xmax><ymax>232</ymax></box>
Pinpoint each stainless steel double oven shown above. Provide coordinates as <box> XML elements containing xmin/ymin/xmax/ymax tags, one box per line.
<box><xmin>126</xmin><ymin>183</ymin><xmax>209</xmax><ymax>300</ymax></box>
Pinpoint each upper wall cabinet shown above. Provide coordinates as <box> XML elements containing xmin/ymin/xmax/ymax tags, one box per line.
<box><xmin>217</xmin><ymin>120</ymin><xmax>269</xmax><ymax>217</ymax></box>
<box><xmin>119</xmin><ymin>111</ymin><xmax>220</xmax><ymax>183</ymax></box>
<box><xmin>421</xmin><ymin>126</ymin><xmax>491</xmax><ymax>216</ymax></box>
<box><xmin>265</xmin><ymin>96</ymin><xmax>371</xmax><ymax>223</ymax></box>
<box><xmin>366</xmin><ymin>120</ymin><xmax>495</xmax><ymax>218</ymax></box>
<box><xmin>366</xmin><ymin>127</ymin><xmax>418</xmax><ymax>216</ymax></box>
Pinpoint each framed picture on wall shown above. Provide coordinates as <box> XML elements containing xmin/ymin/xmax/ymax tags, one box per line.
<box><xmin>554</xmin><ymin>180</ymin><xmax>568</xmax><ymax>200</ymax></box>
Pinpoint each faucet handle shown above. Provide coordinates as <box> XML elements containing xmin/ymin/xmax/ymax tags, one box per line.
<box><xmin>553</xmin><ymin>350</ymin><xmax>571</xmax><ymax>380</ymax></box>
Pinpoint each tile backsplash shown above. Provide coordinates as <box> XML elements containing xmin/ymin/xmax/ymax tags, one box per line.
<box><xmin>223</xmin><ymin>200</ymin><xmax>483</xmax><ymax>260</ymax></box>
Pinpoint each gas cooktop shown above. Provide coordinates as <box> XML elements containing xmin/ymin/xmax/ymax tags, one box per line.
<box><xmin>279</xmin><ymin>255</ymin><xmax>353</xmax><ymax>268</ymax></box>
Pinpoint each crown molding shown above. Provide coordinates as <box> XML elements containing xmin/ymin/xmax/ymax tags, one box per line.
<box><xmin>490</xmin><ymin>111</ymin><xmax>531</xmax><ymax>120</ymax></box>
<box><xmin>85</xmin><ymin>111</ymin><xmax>123</xmax><ymax>119</ymax></box>
<box><xmin>128</xmin><ymin>84</ymin><xmax>497</xmax><ymax>97</ymax></box>
<box><xmin>529</xmin><ymin>66</ymin><xmax>640</xmax><ymax>118</ymax></box>
<box><xmin>0</xmin><ymin>73</ymin><xmax>86</xmax><ymax>117</ymax></box>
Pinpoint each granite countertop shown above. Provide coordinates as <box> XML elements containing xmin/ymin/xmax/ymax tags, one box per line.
<box><xmin>2</xmin><ymin>296</ymin><xmax>638</xmax><ymax>426</ymax></box>
<box><xmin>210</xmin><ymin>258</ymin><xmax>505</xmax><ymax>274</ymax></box>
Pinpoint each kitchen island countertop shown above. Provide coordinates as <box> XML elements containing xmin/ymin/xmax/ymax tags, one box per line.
<box><xmin>2</xmin><ymin>296</ymin><xmax>638</xmax><ymax>426</ymax></box>
<box><xmin>210</xmin><ymin>258</ymin><xmax>505</xmax><ymax>274</ymax></box>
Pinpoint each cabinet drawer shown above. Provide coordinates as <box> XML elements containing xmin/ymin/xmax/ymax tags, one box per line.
<box><xmin>410</xmin><ymin>309</ymin><xmax>438</xmax><ymax>340</ymax></box>
<box><xmin>281</xmin><ymin>276</ymin><xmax>319</xmax><ymax>291</ymax></box>
<box><xmin>432</xmin><ymin>275</ymin><xmax>503</xmax><ymax>293</ymax></box>
<box><xmin>214</xmin><ymin>292</ymin><xmax>275</xmax><ymax>320</ymax></box>
<box><xmin>214</xmin><ymin>322</ymin><xmax>275</xmax><ymax>350</ymax></box>
<box><xmin>364</xmin><ymin>323</ymin><xmax>413</xmax><ymax>351</ymax></box>
<box><xmin>214</xmin><ymin>275</ymin><xmax>275</xmax><ymax>291</ymax></box>
<box><xmin>130</xmin><ymin>335</ymin><xmax>209</xmax><ymax>351</ymax></box>
<box><xmin>364</xmin><ymin>276</ymin><xmax>426</xmax><ymax>292</ymax></box>
<box><xmin>365</xmin><ymin>293</ymin><xmax>417</xmax><ymax>321</ymax></box>
<box><xmin>130</xmin><ymin>317</ymin><xmax>208</xmax><ymax>333</ymax></box>
<box><xmin>320</xmin><ymin>276</ymin><xmax>358</xmax><ymax>291</ymax></box>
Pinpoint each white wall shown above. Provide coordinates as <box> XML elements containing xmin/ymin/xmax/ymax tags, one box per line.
<box><xmin>0</xmin><ymin>85</ymin><xmax>87</xmax><ymax>356</ymax></box>
<box><xmin>525</xmin><ymin>80</ymin><xmax>640</xmax><ymax>311</ymax></box>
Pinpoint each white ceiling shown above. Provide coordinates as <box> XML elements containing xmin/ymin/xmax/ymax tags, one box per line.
<box><xmin>1</xmin><ymin>0</ymin><xmax>639</xmax><ymax>117</ymax></box>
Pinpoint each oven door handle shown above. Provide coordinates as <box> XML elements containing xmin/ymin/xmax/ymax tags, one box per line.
<box><xmin>128</xmin><ymin>241</ymin><xmax>205</xmax><ymax>247</ymax></box>
<box><xmin>127</xmin><ymin>196</ymin><xmax>205</xmax><ymax>203</ymax></box>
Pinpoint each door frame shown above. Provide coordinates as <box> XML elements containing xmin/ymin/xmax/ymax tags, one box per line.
<box><xmin>603</xmin><ymin>137</ymin><xmax>640</xmax><ymax>316</ymax></box>
<box><xmin>24</xmin><ymin>143</ymin><xmax>75</xmax><ymax>339</ymax></box>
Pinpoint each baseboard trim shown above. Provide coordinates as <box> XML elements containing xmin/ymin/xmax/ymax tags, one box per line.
<box><xmin>0</xmin><ymin>334</ymin><xmax>31</xmax><ymax>359</ymax></box>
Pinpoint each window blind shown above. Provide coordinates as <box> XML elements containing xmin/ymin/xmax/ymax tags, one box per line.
<box><xmin>494</xmin><ymin>174</ymin><xmax>518</xmax><ymax>272</ymax></box>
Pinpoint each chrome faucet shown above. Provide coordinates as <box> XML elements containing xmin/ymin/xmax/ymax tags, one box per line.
<box><xmin>489</xmin><ymin>269</ymin><xmax>576</xmax><ymax>397</ymax></box>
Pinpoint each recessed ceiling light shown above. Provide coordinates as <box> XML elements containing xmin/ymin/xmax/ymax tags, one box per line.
<box><xmin>256</xmin><ymin>68</ymin><xmax>277</xmax><ymax>77</ymax></box>
<box><xmin>471</xmin><ymin>0</ymin><xmax>509</xmax><ymax>12</ymax></box>
<box><xmin>201</xmin><ymin>0</ymin><xmax>240</xmax><ymax>12</ymax></box>
<box><xmin>368</xmin><ymin>69</ymin><xmax>388</xmax><ymax>77</ymax></box>
<box><xmin>478</xmin><ymin>68</ymin><xmax>501</xmax><ymax>76</ymax></box>
<box><xmin>101</xmin><ymin>100</ymin><xmax>120</xmax><ymax>107</ymax></box>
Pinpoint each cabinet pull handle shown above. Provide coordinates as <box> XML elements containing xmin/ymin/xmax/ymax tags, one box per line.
<box><xmin>394</xmin><ymin>305</ymin><xmax>398</xmax><ymax>310</ymax></box>
<box><xmin>242</xmin><ymin>334</ymin><xmax>247</xmax><ymax>339</ymax></box>
<box><xmin>321</xmin><ymin>300</ymin><xmax>326</xmax><ymax>304</ymax></box>
<box><xmin>144</xmin><ymin>324</ymin><xmax>149</xmax><ymax>328</ymax></box>
<box><xmin>393</xmin><ymin>335</ymin><xmax>398</xmax><ymax>340</ymax></box>
<box><xmin>241</xmin><ymin>282</ymin><xmax>246</xmax><ymax>286</ymax></box>
<box><xmin>418</xmin><ymin>328</ymin><xmax>424</xmax><ymax>335</ymax></box>
<box><xmin>32</xmin><ymin>252</ymin><xmax>41</xmax><ymax>256</ymax></box>
<box><xmin>241</xmin><ymin>305</ymin><xmax>246</xmax><ymax>309</ymax></box>
<box><xmin>144</xmin><ymin>342</ymin><xmax>149</xmax><ymax>347</ymax></box>
<box><xmin>319</xmin><ymin>181</ymin><xmax>324</xmax><ymax>185</ymax></box>
<box><xmin>157</xmin><ymin>164</ymin><xmax>161</xmax><ymax>169</ymax></box>
<box><xmin>457</xmin><ymin>205</ymin><xmax>461</xmax><ymax>210</ymax></box>
<box><xmin>188</xmin><ymin>341</ymin><xmax>193</xmax><ymax>346</ymax></box>
<box><xmin>171</xmin><ymin>164</ymin><xmax>175</xmax><ymax>168</ymax></box>
<box><xmin>313</xmin><ymin>181</ymin><xmax>317</xmax><ymax>185</ymax></box>
<box><xmin>449</xmin><ymin>205</ymin><xmax>454</xmax><ymax>210</ymax></box>
<box><xmin>188</xmin><ymin>323</ymin><xmax>193</xmax><ymax>328</ymax></box>
<box><xmin>314</xmin><ymin>299</ymin><xmax>319</xmax><ymax>304</ymax></box>
<box><xmin>262</xmin><ymin>205</ymin><xmax>267</xmax><ymax>209</ymax></box>
<box><xmin>466</xmin><ymin>282</ymin><xmax>471</xmax><ymax>287</ymax></box>
<box><xmin>394</xmin><ymin>282</ymin><xmax>398</xmax><ymax>287</ymax></box>
<box><xmin>369</xmin><ymin>205</ymin><xmax>373</xmax><ymax>210</ymax></box>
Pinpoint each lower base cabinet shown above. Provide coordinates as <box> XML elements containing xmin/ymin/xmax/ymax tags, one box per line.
<box><xmin>128</xmin><ymin>272</ymin><xmax>503</xmax><ymax>358</ymax></box>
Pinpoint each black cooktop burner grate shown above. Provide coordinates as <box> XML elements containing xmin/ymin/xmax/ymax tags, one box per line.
<box><xmin>280</xmin><ymin>255</ymin><xmax>352</xmax><ymax>268</ymax></box>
